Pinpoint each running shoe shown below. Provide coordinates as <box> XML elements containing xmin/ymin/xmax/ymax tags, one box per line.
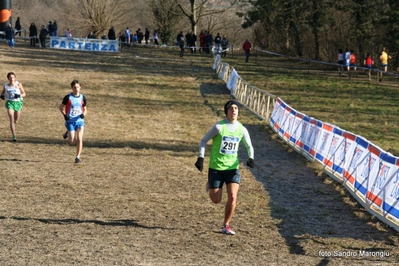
<box><xmin>63</xmin><ymin>131</ymin><xmax>68</xmax><ymax>139</ymax></box>
<box><xmin>75</xmin><ymin>157</ymin><xmax>81</xmax><ymax>163</ymax></box>
<box><xmin>12</xmin><ymin>136</ymin><xmax>16</xmax><ymax>142</ymax></box>
<box><xmin>221</xmin><ymin>225</ymin><xmax>235</xmax><ymax>235</ymax></box>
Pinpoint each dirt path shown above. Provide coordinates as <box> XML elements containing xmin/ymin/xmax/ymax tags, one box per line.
<box><xmin>0</xmin><ymin>43</ymin><xmax>397</xmax><ymax>265</ymax></box>
<box><xmin>244</xmin><ymin>124</ymin><xmax>398</xmax><ymax>263</ymax></box>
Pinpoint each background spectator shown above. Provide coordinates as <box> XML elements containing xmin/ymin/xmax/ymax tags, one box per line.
<box><xmin>145</xmin><ymin>28</ymin><xmax>150</xmax><ymax>44</ymax></box>
<box><xmin>48</xmin><ymin>21</ymin><xmax>55</xmax><ymax>36</ymax></box>
<box><xmin>29</xmin><ymin>22</ymin><xmax>38</xmax><ymax>47</ymax></box>
<box><xmin>39</xmin><ymin>25</ymin><xmax>48</xmax><ymax>48</ymax></box>
<box><xmin>53</xmin><ymin>20</ymin><xmax>58</xmax><ymax>36</ymax></box>
<box><xmin>14</xmin><ymin>17</ymin><xmax>21</xmax><ymax>36</ymax></box>
<box><xmin>108</xmin><ymin>26</ymin><xmax>116</xmax><ymax>40</ymax></box>
<box><xmin>243</xmin><ymin>39</ymin><xmax>252</xmax><ymax>62</ymax></box>
<box><xmin>5</xmin><ymin>23</ymin><xmax>15</xmax><ymax>48</ymax></box>
<box><xmin>221</xmin><ymin>35</ymin><xmax>229</xmax><ymax>58</ymax></box>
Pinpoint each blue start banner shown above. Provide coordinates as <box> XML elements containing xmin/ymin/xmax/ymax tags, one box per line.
<box><xmin>50</xmin><ymin>37</ymin><xmax>120</xmax><ymax>53</ymax></box>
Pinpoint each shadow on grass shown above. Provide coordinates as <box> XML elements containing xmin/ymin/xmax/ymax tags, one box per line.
<box><xmin>0</xmin><ymin>42</ymin><xmax>214</xmax><ymax>78</ymax></box>
<box><xmin>2</xmin><ymin>216</ymin><xmax>168</xmax><ymax>229</ymax></box>
<box><xmin>199</xmin><ymin>80</ymin><xmax>234</xmax><ymax>117</ymax></box>
<box><xmin>0</xmin><ymin>158</ymin><xmax>29</xmax><ymax>162</ymax></box>
<box><xmin>0</xmin><ymin>137</ymin><xmax>197</xmax><ymax>153</ymax></box>
<box><xmin>242</xmin><ymin>124</ymin><xmax>397</xmax><ymax>256</ymax></box>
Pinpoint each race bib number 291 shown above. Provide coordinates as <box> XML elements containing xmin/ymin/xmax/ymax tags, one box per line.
<box><xmin>220</xmin><ymin>136</ymin><xmax>239</xmax><ymax>155</ymax></box>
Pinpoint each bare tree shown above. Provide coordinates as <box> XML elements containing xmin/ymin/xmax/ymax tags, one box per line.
<box><xmin>174</xmin><ymin>0</ymin><xmax>239</xmax><ymax>35</ymax></box>
<box><xmin>12</xmin><ymin>0</ymin><xmax>64</xmax><ymax>33</ymax></box>
<box><xmin>148</xmin><ymin>0</ymin><xmax>181</xmax><ymax>45</ymax></box>
<box><xmin>67</xmin><ymin>0</ymin><xmax>132</xmax><ymax>38</ymax></box>
<box><xmin>198</xmin><ymin>8</ymin><xmax>251</xmax><ymax>46</ymax></box>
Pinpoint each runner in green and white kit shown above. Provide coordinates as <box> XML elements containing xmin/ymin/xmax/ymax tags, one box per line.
<box><xmin>195</xmin><ymin>100</ymin><xmax>254</xmax><ymax>235</ymax></box>
<box><xmin>0</xmin><ymin>72</ymin><xmax>26</xmax><ymax>141</ymax></box>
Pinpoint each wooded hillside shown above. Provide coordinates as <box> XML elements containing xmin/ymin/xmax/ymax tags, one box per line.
<box><xmin>241</xmin><ymin>0</ymin><xmax>399</xmax><ymax>67</ymax></box>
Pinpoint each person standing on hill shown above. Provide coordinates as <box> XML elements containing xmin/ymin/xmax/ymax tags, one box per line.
<box><xmin>125</xmin><ymin>27</ymin><xmax>131</xmax><ymax>44</ymax></box>
<box><xmin>242</xmin><ymin>39</ymin><xmax>252</xmax><ymax>62</ymax></box>
<box><xmin>39</xmin><ymin>25</ymin><xmax>48</xmax><ymax>48</ymax></box>
<box><xmin>53</xmin><ymin>20</ymin><xmax>58</xmax><ymax>36</ymax></box>
<box><xmin>15</xmin><ymin>17</ymin><xmax>21</xmax><ymax>36</ymax></box>
<box><xmin>185</xmin><ymin>31</ymin><xmax>191</xmax><ymax>48</ymax></box>
<box><xmin>379</xmin><ymin>47</ymin><xmax>391</xmax><ymax>82</ymax></box>
<box><xmin>132</xmin><ymin>34</ymin><xmax>138</xmax><ymax>43</ymax></box>
<box><xmin>0</xmin><ymin>72</ymin><xmax>26</xmax><ymax>142</ymax></box>
<box><xmin>221</xmin><ymin>35</ymin><xmax>229</xmax><ymax>58</ymax></box>
<box><xmin>189</xmin><ymin>32</ymin><xmax>197</xmax><ymax>53</ymax></box>
<box><xmin>108</xmin><ymin>26</ymin><xmax>116</xmax><ymax>40</ymax></box>
<box><xmin>153</xmin><ymin>30</ymin><xmax>159</xmax><ymax>45</ymax></box>
<box><xmin>48</xmin><ymin>21</ymin><xmax>55</xmax><ymax>37</ymax></box>
<box><xmin>5</xmin><ymin>23</ymin><xmax>15</xmax><ymax>48</ymax></box>
<box><xmin>214</xmin><ymin>33</ymin><xmax>222</xmax><ymax>53</ymax></box>
<box><xmin>145</xmin><ymin>28</ymin><xmax>150</xmax><ymax>44</ymax></box>
<box><xmin>195</xmin><ymin>100</ymin><xmax>255</xmax><ymax>235</ymax></box>
<box><xmin>364</xmin><ymin>53</ymin><xmax>374</xmax><ymax>81</ymax></box>
<box><xmin>65</xmin><ymin>28</ymin><xmax>72</xmax><ymax>38</ymax></box>
<box><xmin>29</xmin><ymin>23</ymin><xmax>38</xmax><ymax>47</ymax></box>
<box><xmin>344</xmin><ymin>48</ymin><xmax>351</xmax><ymax>78</ymax></box>
<box><xmin>199</xmin><ymin>30</ymin><xmax>205</xmax><ymax>53</ymax></box>
<box><xmin>136</xmin><ymin>28</ymin><xmax>143</xmax><ymax>44</ymax></box>
<box><xmin>87</xmin><ymin>31</ymin><xmax>95</xmax><ymax>39</ymax></box>
<box><xmin>177</xmin><ymin>31</ymin><xmax>185</xmax><ymax>57</ymax></box>
<box><xmin>59</xmin><ymin>80</ymin><xmax>87</xmax><ymax>164</ymax></box>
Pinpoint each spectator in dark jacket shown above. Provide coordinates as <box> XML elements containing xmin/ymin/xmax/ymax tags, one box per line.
<box><xmin>87</xmin><ymin>31</ymin><xmax>95</xmax><ymax>39</ymax></box>
<box><xmin>53</xmin><ymin>20</ymin><xmax>58</xmax><ymax>36</ymax></box>
<box><xmin>108</xmin><ymin>26</ymin><xmax>116</xmax><ymax>40</ymax></box>
<box><xmin>137</xmin><ymin>28</ymin><xmax>143</xmax><ymax>44</ymax></box>
<box><xmin>177</xmin><ymin>31</ymin><xmax>184</xmax><ymax>57</ymax></box>
<box><xmin>204</xmin><ymin>31</ymin><xmax>213</xmax><ymax>54</ymax></box>
<box><xmin>39</xmin><ymin>25</ymin><xmax>48</xmax><ymax>48</ymax></box>
<box><xmin>48</xmin><ymin>21</ymin><xmax>55</xmax><ymax>37</ymax></box>
<box><xmin>189</xmin><ymin>32</ymin><xmax>197</xmax><ymax>53</ymax></box>
<box><xmin>5</xmin><ymin>24</ymin><xmax>15</xmax><ymax>47</ymax></box>
<box><xmin>15</xmin><ymin>17</ymin><xmax>21</xmax><ymax>36</ymax></box>
<box><xmin>29</xmin><ymin>23</ymin><xmax>38</xmax><ymax>47</ymax></box>
<box><xmin>144</xmin><ymin>28</ymin><xmax>150</xmax><ymax>44</ymax></box>
<box><xmin>221</xmin><ymin>35</ymin><xmax>229</xmax><ymax>57</ymax></box>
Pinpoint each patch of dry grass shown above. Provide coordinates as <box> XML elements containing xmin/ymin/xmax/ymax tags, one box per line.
<box><xmin>223</xmin><ymin>53</ymin><xmax>399</xmax><ymax>154</ymax></box>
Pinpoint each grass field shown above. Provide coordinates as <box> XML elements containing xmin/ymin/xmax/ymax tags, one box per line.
<box><xmin>221</xmin><ymin>51</ymin><xmax>399</xmax><ymax>155</ymax></box>
<box><xmin>0</xmin><ymin>40</ymin><xmax>398</xmax><ymax>265</ymax></box>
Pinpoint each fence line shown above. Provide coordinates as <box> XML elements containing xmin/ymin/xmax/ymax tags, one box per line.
<box><xmin>212</xmin><ymin>54</ymin><xmax>399</xmax><ymax>233</ymax></box>
<box><xmin>213</xmin><ymin>54</ymin><xmax>276</xmax><ymax>121</ymax></box>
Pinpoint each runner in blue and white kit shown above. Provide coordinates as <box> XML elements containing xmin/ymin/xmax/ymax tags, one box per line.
<box><xmin>59</xmin><ymin>79</ymin><xmax>87</xmax><ymax>163</ymax></box>
<box><xmin>195</xmin><ymin>100</ymin><xmax>254</xmax><ymax>235</ymax></box>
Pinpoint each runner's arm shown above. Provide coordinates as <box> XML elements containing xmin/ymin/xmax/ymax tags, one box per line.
<box><xmin>0</xmin><ymin>86</ymin><xmax>4</xmax><ymax>100</ymax></box>
<box><xmin>242</xmin><ymin>127</ymin><xmax>254</xmax><ymax>159</ymax></box>
<box><xmin>18</xmin><ymin>83</ymin><xmax>26</xmax><ymax>98</ymax></box>
<box><xmin>198</xmin><ymin>124</ymin><xmax>220</xmax><ymax>158</ymax></box>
